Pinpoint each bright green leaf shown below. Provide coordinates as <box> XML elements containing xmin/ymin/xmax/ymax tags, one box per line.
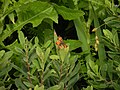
<box><xmin>34</xmin><ymin>85</ymin><xmax>44</xmax><ymax>90</ymax></box>
<box><xmin>0</xmin><ymin>50</ymin><xmax>5</xmax><ymax>59</ymax></box>
<box><xmin>18</xmin><ymin>31</ymin><xmax>25</xmax><ymax>48</ymax></box>
<box><xmin>50</xmin><ymin>55</ymin><xmax>59</xmax><ymax>60</ymax></box>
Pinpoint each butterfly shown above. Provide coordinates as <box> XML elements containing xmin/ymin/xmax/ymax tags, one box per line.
<box><xmin>56</xmin><ymin>36</ymin><xmax>68</xmax><ymax>49</ymax></box>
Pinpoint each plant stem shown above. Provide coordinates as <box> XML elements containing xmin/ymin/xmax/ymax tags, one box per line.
<box><xmin>25</xmin><ymin>42</ymin><xmax>32</xmax><ymax>84</ymax></box>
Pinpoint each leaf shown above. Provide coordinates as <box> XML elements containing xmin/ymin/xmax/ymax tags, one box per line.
<box><xmin>8</xmin><ymin>12</ymin><xmax>15</xmax><ymax>24</ymax></box>
<box><xmin>32</xmin><ymin>59</ymin><xmax>40</xmax><ymax>70</ymax></box>
<box><xmin>18</xmin><ymin>31</ymin><xmax>25</xmax><ymax>48</ymax></box>
<box><xmin>12</xmin><ymin>64</ymin><xmax>28</xmax><ymax>77</ymax></box>
<box><xmin>0</xmin><ymin>1</ymin><xmax>58</xmax><ymax>42</ymax></box>
<box><xmin>50</xmin><ymin>55</ymin><xmax>59</xmax><ymax>60</ymax></box>
<box><xmin>47</xmin><ymin>85</ymin><xmax>61</xmax><ymax>90</ymax></box>
<box><xmin>44</xmin><ymin>47</ymin><xmax>51</xmax><ymax>64</ymax></box>
<box><xmin>113</xmin><ymin>82</ymin><xmax>120</xmax><ymax>90</ymax></box>
<box><xmin>59</xmin><ymin>46</ymin><xmax>69</xmax><ymax>62</ymax></box>
<box><xmin>0</xmin><ymin>50</ymin><xmax>5</xmax><ymax>59</ymax></box>
<box><xmin>54</xmin><ymin>4</ymin><xmax>84</xmax><ymax>20</ymax></box>
<box><xmin>35</xmin><ymin>37</ymin><xmax>39</xmax><ymax>45</ymax></box>
<box><xmin>36</xmin><ymin>46</ymin><xmax>44</xmax><ymax>61</ymax></box>
<box><xmin>43</xmin><ymin>40</ymin><xmax>52</xmax><ymax>48</ymax></box>
<box><xmin>34</xmin><ymin>85</ymin><xmax>44</xmax><ymax>90</ymax></box>
<box><xmin>67</xmin><ymin>74</ymin><xmax>79</xmax><ymax>89</ymax></box>
<box><xmin>107</xmin><ymin>60</ymin><xmax>113</xmax><ymax>80</ymax></box>
<box><xmin>83</xmin><ymin>86</ymin><xmax>93</xmax><ymax>90</ymax></box>
<box><xmin>89</xmin><ymin>60</ymin><xmax>98</xmax><ymax>75</ymax></box>
<box><xmin>0</xmin><ymin>63</ymin><xmax>12</xmax><ymax>77</ymax></box>
<box><xmin>15</xmin><ymin>78</ymin><xmax>28</xmax><ymax>90</ymax></box>
<box><xmin>23</xmin><ymin>81</ymin><xmax>34</xmax><ymax>88</ymax></box>
<box><xmin>14</xmin><ymin>46</ymin><xmax>25</xmax><ymax>55</ymax></box>
<box><xmin>64</xmin><ymin>40</ymin><xmax>82</xmax><ymax>51</ymax></box>
<box><xmin>43</xmin><ymin>69</ymin><xmax>56</xmax><ymax>81</ymax></box>
<box><xmin>103</xmin><ymin>29</ymin><xmax>113</xmax><ymax>42</ymax></box>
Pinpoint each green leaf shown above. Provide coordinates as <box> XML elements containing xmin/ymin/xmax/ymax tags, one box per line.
<box><xmin>18</xmin><ymin>31</ymin><xmax>25</xmax><ymax>48</ymax></box>
<box><xmin>34</xmin><ymin>85</ymin><xmax>44</xmax><ymax>90</ymax></box>
<box><xmin>44</xmin><ymin>47</ymin><xmax>51</xmax><ymax>64</ymax></box>
<box><xmin>89</xmin><ymin>60</ymin><xmax>98</xmax><ymax>75</ymax></box>
<box><xmin>67</xmin><ymin>74</ymin><xmax>79</xmax><ymax>89</ymax></box>
<box><xmin>59</xmin><ymin>46</ymin><xmax>69</xmax><ymax>62</ymax></box>
<box><xmin>43</xmin><ymin>40</ymin><xmax>52</xmax><ymax>48</ymax></box>
<box><xmin>35</xmin><ymin>37</ymin><xmax>39</xmax><ymax>45</ymax></box>
<box><xmin>64</xmin><ymin>39</ymin><xmax>82</xmax><ymax>51</ymax></box>
<box><xmin>32</xmin><ymin>59</ymin><xmax>40</xmax><ymax>70</ymax></box>
<box><xmin>43</xmin><ymin>69</ymin><xmax>56</xmax><ymax>81</ymax></box>
<box><xmin>12</xmin><ymin>64</ymin><xmax>28</xmax><ymax>77</ymax></box>
<box><xmin>103</xmin><ymin>29</ymin><xmax>113</xmax><ymax>42</ymax></box>
<box><xmin>36</xmin><ymin>46</ymin><xmax>44</xmax><ymax>61</ymax></box>
<box><xmin>0</xmin><ymin>50</ymin><xmax>5</xmax><ymax>59</ymax></box>
<box><xmin>0</xmin><ymin>63</ymin><xmax>12</xmax><ymax>77</ymax></box>
<box><xmin>107</xmin><ymin>60</ymin><xmax>113</xmax><ymax>80</ymax></box>
<box><xmin>14</xmin><ymin>46</ymin><xmax>25</xmax><ymax>55</ymax></box>
<box><xmin>8</xmin><ymin>12</ymin><xmax>15</xmax><ymax>24</ymax></box>
<box><xmin>54</xmin><ymin>4</ymin><xmax>84</xmax><ymax>20</ymax></box>
<box><xmin>113</xmin><ymin>82</ymin><xmax>120</xmax><ymax>90</ymax></box>
<box><xmin>50</xmin><ymin>55</ymin><xmax>59</xmax><ymax>60</ymax></box>
<box><xmin>15</xmin><ymin>78</ymin><xmax>28</xmax><ymax>90</ymax></box>
<box><xmin>0</xmin><ymin>1</ymin><xmax>58</xmax><ymax>42</ymax></box>
<box><xmin>47</xmin><ymin>85</ymin><xmax>61</xmax><ymax>90</ymax></box>
<box><xmin>83</xmin><ymin>86</ymin><xmax>93</xmax><ymax>90</ymax></box>
<box><xmin>23</xmin><ymin>81</ymin><xmax>34</xmax><ymax>88</ymax></box>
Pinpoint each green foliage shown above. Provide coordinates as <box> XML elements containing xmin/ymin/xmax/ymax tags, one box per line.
<box><xmin>0</xmin><ymin>0</ymin><xmax>120</xmax><ymax>90</ymax></box>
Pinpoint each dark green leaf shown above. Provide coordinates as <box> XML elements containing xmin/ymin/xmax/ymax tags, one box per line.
<box><xmin>54</xmin><ymin>4</ymin><xmax>84</xmax><ymax>20</ymax></box>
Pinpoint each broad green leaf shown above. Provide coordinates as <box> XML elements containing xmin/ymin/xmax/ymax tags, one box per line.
<box><xmin>34</xmin><ymin>85</ymin><xmax>44</xmax><ymax>90</ymax></box>
<box><xmin>50</xmin><ymin>55</ymin><xmax>59</xmax><ymax>60</ymax></box>
<box><xmin>54</xmin><ymin>4</ymin><xmax>84</xmax><ymax>20</ymax></box>
<box><xmin>0</xmin><ymin>50</ymin><xmax>5</xmax><ymax>59</ymax></box>
<box><xmin>0</xmin><ymin>1</ymin><xmax>58</xmax><ymax>42</ymax></box>
<box><xmin>64</xmin><ymin>39</ymin><xmax>82</xmax><ymax>51</ymax></box>
<box><xmin>18</xmin><ymin>31</ymin><xmax>25</xmax><ymax>48</ymax></box>
<box><xmin>16</xmin><ymin>1</ymin><xmax>58</xmax><ymax>27</ymax></box>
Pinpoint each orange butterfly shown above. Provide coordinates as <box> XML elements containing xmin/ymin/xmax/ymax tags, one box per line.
<box><xmin>56</xmin><ymin>36</ymin><xmax>67</xmax><ymax>49</ymax></box>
